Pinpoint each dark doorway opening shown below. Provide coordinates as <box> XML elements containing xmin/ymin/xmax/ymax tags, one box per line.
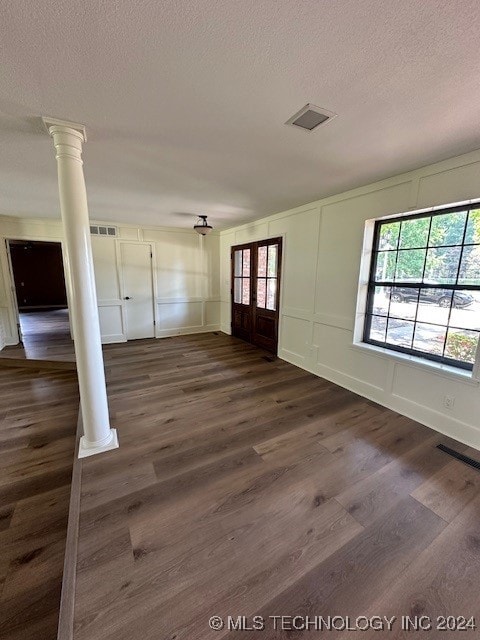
<box><xmin>231</xmin><ymin>237</ymin><xmax>282</xmax><ymax>354</ymax></box>
<box><xmin>9</xmin><ymin>240</ymin><xmax>67</xmax><ymax>310</ymax></box>
<box><xmin>7</xmin><ymin>240</ymin><xmax>72</xmax><ymax>357</ymax></box>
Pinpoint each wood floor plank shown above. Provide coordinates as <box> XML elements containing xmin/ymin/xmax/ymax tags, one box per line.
<box><xmin>1</xmin><ymin>330</ymin><xmax>469</xmax><ymax>640</ymax></box>
<box><xmin>0</xmin><ymin>364</ymin><xmax>78</xmax><ymax>640</ymax></box>
<box><xmin>253</xmin><ymin>402</ymin><xmax>385</xmax><ymax>461</ymax></box>
<box><xmin>335</xmin><ymin>433</ymin><xmax>465</xmax><ymax>526</ymax></box>
<box><xmin>411</xmin><ymin>450</ymin><xmax>480</xmax><ymax>522</ymax></box>
<box><xmin>351</xmin><ymin>493</ymin><xmax>480</xmax><ymax>639</ymax></box>
<box><xmin>80</xmin><ymin>462</ymin><xmax>157</xmax><ymax>511</ymax></box>
<box><xmin>96</xmin><ymin>500</ymin><xmax>364</xmax><ymax>640</ymax></box>
<box><xmin>236</xmin><ymin>497</ymin><xmax>447</xmax><ymax>640</ymax></box>
<box><xmin>0</xmin><ymin>310</ymin><xmax>74</xmax><ymax>364</ymax></box>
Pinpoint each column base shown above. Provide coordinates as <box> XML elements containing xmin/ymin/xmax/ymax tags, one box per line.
<box><xmin>78</xmin><ymin>428</ymin><xmax>119</xmax><ymax>459</ymax></box>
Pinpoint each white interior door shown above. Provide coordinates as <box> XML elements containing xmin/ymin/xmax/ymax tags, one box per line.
<box><xmin>120</xmin><ymin>242</ymin><xmax>155</xmax><ymax>340</ymax></box>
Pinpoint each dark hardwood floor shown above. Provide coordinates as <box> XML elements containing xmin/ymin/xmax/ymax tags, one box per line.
<box><xmin>72</xmin><ymin>333</ymin><xmax>480</xmax><ymax>640</ymax></box>
<box><xmin>0</xmin><ymin>309</ymin><xmax>75</xmax><ymax>362</ymax></box>
<box><xmin>0</xmin><ymin>364</ymin><xmax>79</xmax><ymax>640</ymax></box>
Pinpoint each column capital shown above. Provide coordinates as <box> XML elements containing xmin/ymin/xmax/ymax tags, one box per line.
<box><xmin>42</xmin><ymin>116</ymin><xmax>87</xmax><ymax>143</ymax></box>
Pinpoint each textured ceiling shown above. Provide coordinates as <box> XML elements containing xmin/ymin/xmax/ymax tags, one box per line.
<box><xmin>1</xmin><ymin>0</ymin><xmax>480</xmax><ymax>229</ymax></box>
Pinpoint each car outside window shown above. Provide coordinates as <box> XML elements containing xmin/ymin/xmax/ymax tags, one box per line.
<box><xmin>364</xmin><ymin>205</ymin><xmax>480</xmax><ymax>370</ymax></box>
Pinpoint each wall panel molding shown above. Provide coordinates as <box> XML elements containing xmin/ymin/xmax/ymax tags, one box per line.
<box><xmin>313</xmin><ymin>313</ymin><xmax>352</xmax><ymax>331</ymax></box>
<box><xmin>281</xmin><ymin>307</ymin><xmax>312</xmax><ymax>321</ymax></box>
<box><xmin>220</xmin><ymin>147</ymin><xmax>480</xmax><ymax>449</ymax></box>
<box><xmin>0</xmin><ymin>219</ymin><xmax>221</xmax><ymax>347</ymax></box>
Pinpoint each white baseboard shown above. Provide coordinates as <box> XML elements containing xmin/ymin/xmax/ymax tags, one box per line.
<box><xmin>155</xmin><ymin>324</ymin><xmax>221</xmax><ymax>339</ymax></box>
<box><xmin>389</xmin><ymin>394</ymin><xmax>480</xmax><ymax>452</ymax></box>
<box><xmin>102</xmin><ymin>327</ymin><xmax>223</xmax><ymax>343</ymax></box>
<box><xmin>278</xmin><ymin>348</ymin><xmax>306</xmax><ymax>367</ymax></box>
<box><xmin>279</xmin><ymin>352</ymin><xmax>480</xmax><ymax>452</ymax></box>
<box><xmin>101</xmin><ymin>334</ymin><xmax>127</xmax><ymax>344</ymax></box>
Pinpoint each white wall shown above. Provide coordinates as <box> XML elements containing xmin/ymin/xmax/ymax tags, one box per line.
<box><xmin>220</xmin><ymin>149</ymin><xmax>480</xmax><ymax>450</ymax></box>
<box><xmin>0</xmin><ymin>219</ymin><xmax>220</xmax><ymax>345</ymax></box>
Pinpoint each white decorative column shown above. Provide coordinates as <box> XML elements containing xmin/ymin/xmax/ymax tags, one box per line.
<box><xmin>43</xmin><ymin>117</ymin><xmax>118</xmax><ymax>458</ymax></box>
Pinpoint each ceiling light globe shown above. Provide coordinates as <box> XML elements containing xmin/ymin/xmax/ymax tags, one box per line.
<box><xmin>194</xmin><ymin>215</ymin><xmax>213</xmax><ymax>235</ymax></box>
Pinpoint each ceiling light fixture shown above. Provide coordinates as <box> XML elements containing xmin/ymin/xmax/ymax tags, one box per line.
<box><xmin>194</xmin><ymin>215</ymin><xmax>213</xmax><ymax>235</ymax></box>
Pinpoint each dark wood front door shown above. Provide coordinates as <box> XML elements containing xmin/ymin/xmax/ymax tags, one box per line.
<box><xmin>231</xmin><ymin>237</ymin><xmax>282</xmax><ymax>353</ymax></box>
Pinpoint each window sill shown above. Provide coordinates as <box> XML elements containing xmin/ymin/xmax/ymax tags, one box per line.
<box><xmin>351</xmin><ymin>341</ymin><xmax>480</xmax><ymax>386</ymax></box>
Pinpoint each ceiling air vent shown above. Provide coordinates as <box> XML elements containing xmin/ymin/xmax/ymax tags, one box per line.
<box><xmin>285</xmin><ymin>104</ymin><xmax>337</xmax><ymax>132</ymax></box>
<box><xmin>90</xmin><ymin>225</ymin><xmax>117</xmax><ymax>237</ymax></box>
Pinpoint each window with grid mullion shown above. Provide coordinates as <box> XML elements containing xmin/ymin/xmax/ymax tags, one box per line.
<box><xmin>364</xmin><ymin>205</ymin><xmax>480</xmax><ymax>370</ymax></box>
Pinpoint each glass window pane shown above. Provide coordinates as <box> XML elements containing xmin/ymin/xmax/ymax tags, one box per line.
<box><xmin>266</xmin><ymin>279</ymin><xmax>277</xmax><ymax>310</ymax></box>
<box><xmin>429</xmin><ymin>211</ymin><xmax>467</xmax><ymax>247</ymax></box>
<box><xmin>412</xmin><ymin>323</ymin><xmax>446</xmax><ymax>356</ymax></box>
<box><xmin>242</xmin><ymin>279</ymin><xmax>250</xmax><ymax>305</ymax></box>
<box><xmin>465</xmin><ymin>209</ymin><xmax>480</xmax><ymax>244</ymax></box>
<box><xmin>371</xmin><ymin>286</ymin><xmax>390</xmax><ymax>316</ymax></box>
<box><xmin>389</xmin><ymin>287</ymin><xmax>418</xmax><ymax>320</ymax></box>
<box><xmin>458</xmin><ymin>245</ymin><xmax>480</xmax><ymax>286</ymax></box>
<box><xmin>386</xmin><ymin>318</ymin><xmax>415</xmax><ymax>349</ymax></box>
<box><xmin>416</xmin><ymin>288</ymin><xmax>452</xmax><ymax>325</ymax></box>
<box><xmin>267</xmin><ymin>245</ymin><xmax>278</xmax><ymax>277</ymax></box>
<box><xmin>256</xmin><ymin>279</ymin><xmax>266</xmax><ymax>308</ymax></box>
<box><xmin>234</xmin><ymin>278</ymin><xmax>242</xmax><ymax>303</ymax></box>
<box><xmin>445</xmin><ymin>329</ymin><xmax>479</xmax><ymax>365</ymax></box>
<box><xmin>242</xmin><ymin>249</ymin><xmax>250</xmax><ymax>277</ymax></box>
<box><xmin>369</xmin><ymin>315</ymin><xmax>387</xmax><ymax>342</ymax></box>
<box><xmin>424</xmin><ymin>246</ymin><xmax>461</xmax><ymax>284</ymax></box>
<box><xmin>234</xmin><ymin>251</ymin><xmax>242</xmax><ymax>276</ymax></box>
<box><xmin>399</xmin><ymin>217</ymin><xmax>430</xmax><ymax>249</ymax></box>
<box><xmin>375</xmin><ymin>251</ymin><xmax>396</xmax><ymax>281</ymax></box>
<box><xmin>378</xmin><ymin>222</ymin><xmax>400</xmax><ymax>250</ymax></box>
<box><xmin>395</xmin><ymin>249</ymin><xmax>426</xmax><ymax>281</ymax></box>
<box><xmin>257</xmin><ymin>246</ymin><xmax>267</xmax><ymax>277</ymax></box>
<box><xmin>450</xmin><ymin>290</ymin><xmax>479</xmax><ymax>330</ymax></box>
<box><xmin>367</xmin><ymin>208</ymin><xmax>480</xmax><ymax>369</ymax></box>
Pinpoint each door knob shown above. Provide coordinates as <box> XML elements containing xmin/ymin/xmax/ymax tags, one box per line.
<box><xmin>124</xmin><ymin>296</ymin><xmax>132</xmax><ymax>300</ymax></box>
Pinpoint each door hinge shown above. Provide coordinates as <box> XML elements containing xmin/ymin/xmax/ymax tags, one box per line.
<box><xmin>150</xmin><ymin>252</ymin><xmax>153</xmax><ymax>258</ymax></box>
<box><xmin>153</xmin><ymin>320</ymin><xmax>156</xmax><ymax>326</ymax></box>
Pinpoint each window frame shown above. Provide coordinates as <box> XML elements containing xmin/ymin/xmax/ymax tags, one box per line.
<box><xmin>363</xmin><ymin>202</ymin><xmax>480</xmax><ymax>372</ymax></box>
